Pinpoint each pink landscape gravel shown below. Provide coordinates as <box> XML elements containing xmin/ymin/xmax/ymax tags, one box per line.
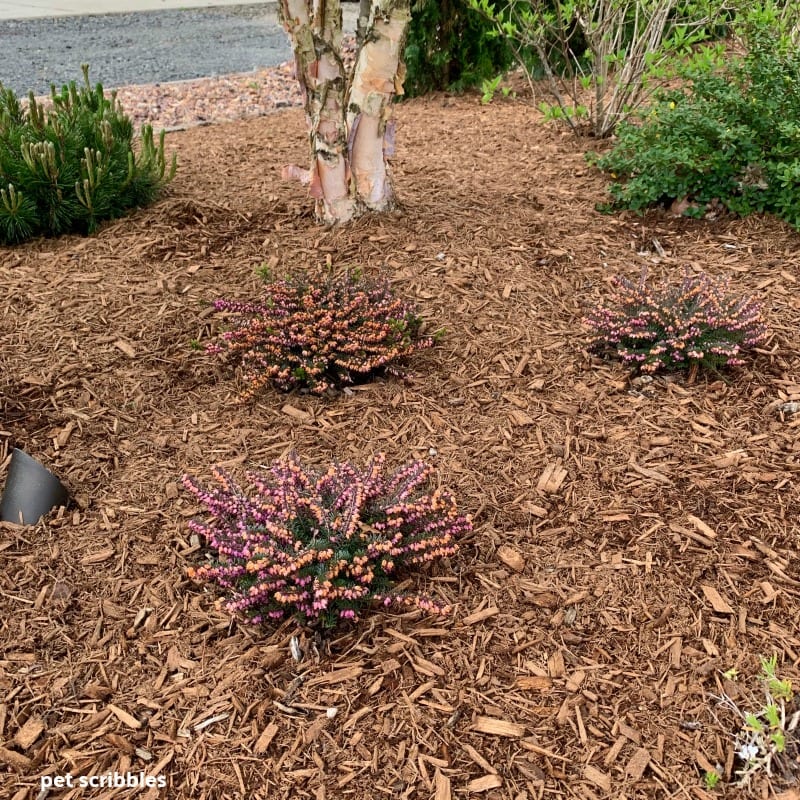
<box><xmin>110</xmin><ymin>35</ymin><xmax>357</xmax><ymax>131</ymax></box>
<box><xmin>113</xmin><ymin>62</ymin><xmax>304</xmax><ymax>131</ymax></box>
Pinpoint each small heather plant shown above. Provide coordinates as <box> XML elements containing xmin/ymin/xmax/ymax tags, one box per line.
<box><xmin>583</xmin><ymin>268</ymin><xmax>767</xmax><ymax>374</ymax></box>
<box><xmin>182</xmin><ymin>452</ymin><xmax>470</xmax><ymax>629</ymax></box>
<box><xmin>205</xmin><ymin>271</ymin><xmax>434</xmax><ymax>396</ymax></box>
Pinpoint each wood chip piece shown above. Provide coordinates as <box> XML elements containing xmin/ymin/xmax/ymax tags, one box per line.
<box><xmin>537</xmin><ymin>462</ymin><xmax>568</xmax><ymax>494</ymax></box>
<box><xmin>107</xmin><ymin>703</ymin><xmax>142</xmax><ymax>729</ymax></box>
<box><xmin>0</xmin><ymin>746</ymin><xmax>31</xmax><ymax>770</ymax></box>
<box><xmin>524</xmin><ymin>590</ymin><xmax>560</xmax><ymax>608</ymax></box>
<box><xmin>627</xmin><ymin>460</ymin><xmax>672</xmax><ymax>485</ymax></box>
<box><xmin>467</xmin><ymin>774</ymin><xmax>503</xmax><ymax>793</ymax></box>
<box><xmin>701</xmin><ymin>585</ymin><xmax>734</xmax><ymax>614</ymax></box>
<box><xmin>13</xmin><ymin>716</ymin><xmax>44</xmax><ymax>750</ymax></box>
<box><xmin>547</xmin><ymin>649</ymin><xmax>566</xmax><ymax>678</ymax></box>
<box><xmin>306</xmin><ymin>665</ymin><xmax>363</xmax><ymax>687</ymax></box>
<box><xmin>281</xmin><ymin>404</ymin><xmax>311</xmax><ymax>421</ymax></box>
<box><xmin>462</xmin><ymin>743</ymin><xmax>496</xmax><ymax>773</ymax></box>
<box><xmin>83</xmin><ymin>682</ymin><xmax>113</xmax><ymax>700</ymax></box>
<box><xmin>472</xmin><ymin>716</ymin><xmax>525</xmax><ymax>737</ymax></box>
<box><xmin>695</xmin><ymin>751</ymin><xmax>717</xmax><ymax>774</ymax></box>
<box><xmin>56</xmin><ymin>421</ymin><xmax>76</xmax><ymax>447</ymax></box>
<box><xmin>565</xmin><ymin>670</ymin><xmax>586</xmax><ymax>693</ymax></box>
<box><xmin>625</xmin><ymin>748</ymin><xmax>650</xmax><ymax>781</ymax></box>
<box><xmin>617</xmin><ymin>721</ymin><xmax>641</xmax><ymax>744</ymax></box>
<box><xmin>508</xmin><ymin>408</ymin><xmax>536</xmax><ymax>426</ymax></box>
<box><xmin>686</xmin><ymin>514</ymin><xmax>717</xmax><ymax>540</ymax></box>
<box><xmin>193</xmin><ymin>712</ymin><xmax>229</xmax><ymax>732</ymax></box>
<box><xmin>114</xmin><ymin>339</ymin><xmax>136</xmax><ymax>358</ymax></box>
<box><xmin>515</xmin><ymin>675</ymin><xmax>553</xmax><ymax>692</ymax></box>
<box><xmin>521</xmin><ymin>502</ymin><xmax>549</xmax><ymax>517</ymax></box>
<box><xmin>760</xmin><ymin>581</ymin><xmax>779</xmax><ymax>603</ymax></box>
<box><xmin>254</xmin><ymin>722</ymin><xmax>279</xmax><ymax>754</ymax></box>
<box><xmin>603</xmin><ymin>736</ymin><xmax>627</xmax><ymax>766</ymax></box>
<box><xmin>80</xmin><ymin>546</ymin><xmax>115</xmax><ymax>565</ymax></box>
<box><xmin>434</xmin><ymin>769</ymin><xmax>451</xmax><ymax>800</ymax></box>
<box><xmin>104</xmin><ymin>733</ymin><xmax>135</xmax><ymax>754</ymax></box>
<box><xmin>167</xmin><ymin>646</ymin><xmax>199</xmax><ymax>671</ymax></box>
<box><xmin>670</xmin><ymin>522</ymin><xmax>714</xmax><ymax>547</ymax></box>
<box><xmin>303</xmin><ymin>714</ymin><xmax>329</xmax><ymax>743</ymax></box>
<box><xmin>461</xmin><ymin>605</ymin><xmax>499</xmax><ymax>626</ymax></box>
<box><xmin>497</xmin><ymin>545</ymin><xmax>524</xmax><ymax>572</ymax></box>
<box><xmin>709</xmin><ymin>449</ymin><xmax>747</xmax><ymax>468</ymax></box>
<box><xmin>565</xmin><ymin>590</ymin><xmax>589</xmax><ymax>605</ymax></box>
<box><xmin>584</xmin><ymin>765</ymin><xmax>611</xmax><ymax>791</ymax></box>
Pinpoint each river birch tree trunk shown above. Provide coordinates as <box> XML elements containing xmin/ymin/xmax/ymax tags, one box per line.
<box><xmin>278</xmin><ymin>0</ymin><xmax>411</xmax><ymax>224</ymax></box>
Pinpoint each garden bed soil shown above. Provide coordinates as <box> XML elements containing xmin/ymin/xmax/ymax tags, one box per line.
<box><xmin>1</xmin><ymin>92</ymin><xmax>800</xmax><ymax>800</ymax></box>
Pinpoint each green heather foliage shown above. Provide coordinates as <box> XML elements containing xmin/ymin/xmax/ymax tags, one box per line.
<box><xmin>403</xmin><ymin>0</ymin><xmax>514</xmax><ymax>96</ymax></box>
<box><xmin>591</xmin><ymin>14</ymin><xmax>800</xmax><ymax>226</ymax></box>
<box><xmin>206</xmin><ymin>271</ymin><xmax>435</xmax><ymax>396</ymax></box>
<box><xmin>584</xmin><ymin>269</ymin><xmax>767</xmax><ymax>374</ymax></box>
<box><xmin>183</xmin><ymin>453</ymin><xmax>470</xmax><ymax>629</ymax></box>
<box><xmin>0</xmin><ymin>65</ymin><xmax>176</xmax><ymax>244</ymax></box>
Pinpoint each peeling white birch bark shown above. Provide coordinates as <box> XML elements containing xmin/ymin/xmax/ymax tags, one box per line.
<box><xmin>279</xmin><ymin>0</ymin><xmax>355</xmax><ymax>223</ymax></box>
<box><xmin>346</xmin><ymin>1</ymin><xmax>410</xmax><ymax>211</ymax></box>
<box><xmin>278</xmin><ymin>0</ymin><xmax>410</xmax><ymax>224</ymax></box>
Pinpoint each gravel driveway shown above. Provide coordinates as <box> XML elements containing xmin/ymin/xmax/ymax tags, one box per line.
<box><xmin>1</xmin><ymin>3</ymin><xmax>293</xmax><ymax>96</ymax></box>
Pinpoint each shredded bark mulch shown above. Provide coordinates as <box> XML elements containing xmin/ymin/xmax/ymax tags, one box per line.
<box><xmin>1</xmin><ymin>90</ymin><xmax>800</xmax><ymax>800</ymax></box>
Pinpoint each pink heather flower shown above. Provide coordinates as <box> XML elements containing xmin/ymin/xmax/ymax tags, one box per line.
<box><xmin>183</xmin><ymin>452</ymin><xmax>469</xmax><ymax>629</ymax></box>
<box><xmin>202</xmin><ymin>271</ymin><xmax>435</xmax><ymax>397</ymax></box>
<box><xmin>584</xmin><ymin>268</ymin><xmax>767</xmax><ymax>375</ymax></box>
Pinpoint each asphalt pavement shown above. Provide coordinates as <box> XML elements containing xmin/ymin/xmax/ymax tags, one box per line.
<box><xmin>0</xmin><ymin>2</ymin><xmax>294</xmax><ymax>96</ymax></box>
<box><xmin>0</xmin><ymin>0</ymin><xmax>273</xmax><ymax>20</ymax></box>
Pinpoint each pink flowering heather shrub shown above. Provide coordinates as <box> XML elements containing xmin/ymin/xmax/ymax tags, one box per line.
<box><xmin>182</xmin><ymin>452</ymin><xmax>469</xmax><ymax>629</ymax></box>
<box><xmin>584</xmin><ymin>269</ymin><xmax>767</xmax><ymax>374</ymax></box>
<box><xmin>206</xmin><ymin>271</ymin><xmax>434</xmax><ymax>396</ymax></box>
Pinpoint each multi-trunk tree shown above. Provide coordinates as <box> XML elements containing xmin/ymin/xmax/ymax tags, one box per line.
<box><xmin>279</xmin><ymin>0</ymin><xmax>411</xmax><ymax>224</ymax></box>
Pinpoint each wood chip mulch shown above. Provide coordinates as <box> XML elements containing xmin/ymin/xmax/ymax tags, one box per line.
<box><xmin>1</xmin><ymin>83</ymin><xmax>800</xmax><ymax>800</ymax></box>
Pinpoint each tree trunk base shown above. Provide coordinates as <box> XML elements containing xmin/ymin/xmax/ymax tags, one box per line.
<box><xmin>279</xmin><ymin>0</ymin><xmax>410</xmax><ymax>224</ymax></box>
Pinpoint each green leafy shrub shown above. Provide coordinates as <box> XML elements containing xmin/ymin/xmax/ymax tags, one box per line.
<box><xmin>205</xmin><ymin>271</ymin><xmax>435</xmax><ymax>396</ymax></box>
<box><xmin>0</xmin><ymin>65</ymin><xmax>176</xmax><ymax>244</ymax></box>
<box><xmin>403</xmin><ymin>0</ymin><xmax>514</xmax><ymax>97</ymax></box>
<box><xmin>183</xmin><ymin>453</ymin><xmax>469</xmax><ymax>629</ymax></box>
<box><xmin>583</xmin><ymin>269</ymin><xmax>767</xmax><ymax>373</ymax></box>
<box><xmin>480</xmin><ymin>74</ymin><xmax>517</xmax><ymax>103</ymax></box>
<box><xmin>466</xmin><ymin>0</ymin><xmax>727</xmax><ymax>136</ymax></box>
<box><xmin>590</xmin><ymin>17</ymin><xmax>800</xmax><ymax>225</ymax></box>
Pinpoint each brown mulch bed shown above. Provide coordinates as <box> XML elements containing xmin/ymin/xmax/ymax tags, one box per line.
<box><xmin>1</xmin><ymin>87</ymin><xmax>800</xmax><ymax>800</ymax></box>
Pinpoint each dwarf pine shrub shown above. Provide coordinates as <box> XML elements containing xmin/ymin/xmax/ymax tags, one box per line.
<box><xmin>183</xmin><ymin>453</ymin><xmax>470</xmax><ymax>629</ymax></box>
<box><xmin>0</xmin><ymin>65</ymin><xmax>176</xmax><ymax>244</ymax></box>
<box><xmin>206</xmin><ymin>271</ymin><xmax>435</xmax><ymax>396</ymax></box>
<box><xmin>584</xmin><ymin>269</ymin><xmax>767</xmax><ymax>373</ymax></box>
